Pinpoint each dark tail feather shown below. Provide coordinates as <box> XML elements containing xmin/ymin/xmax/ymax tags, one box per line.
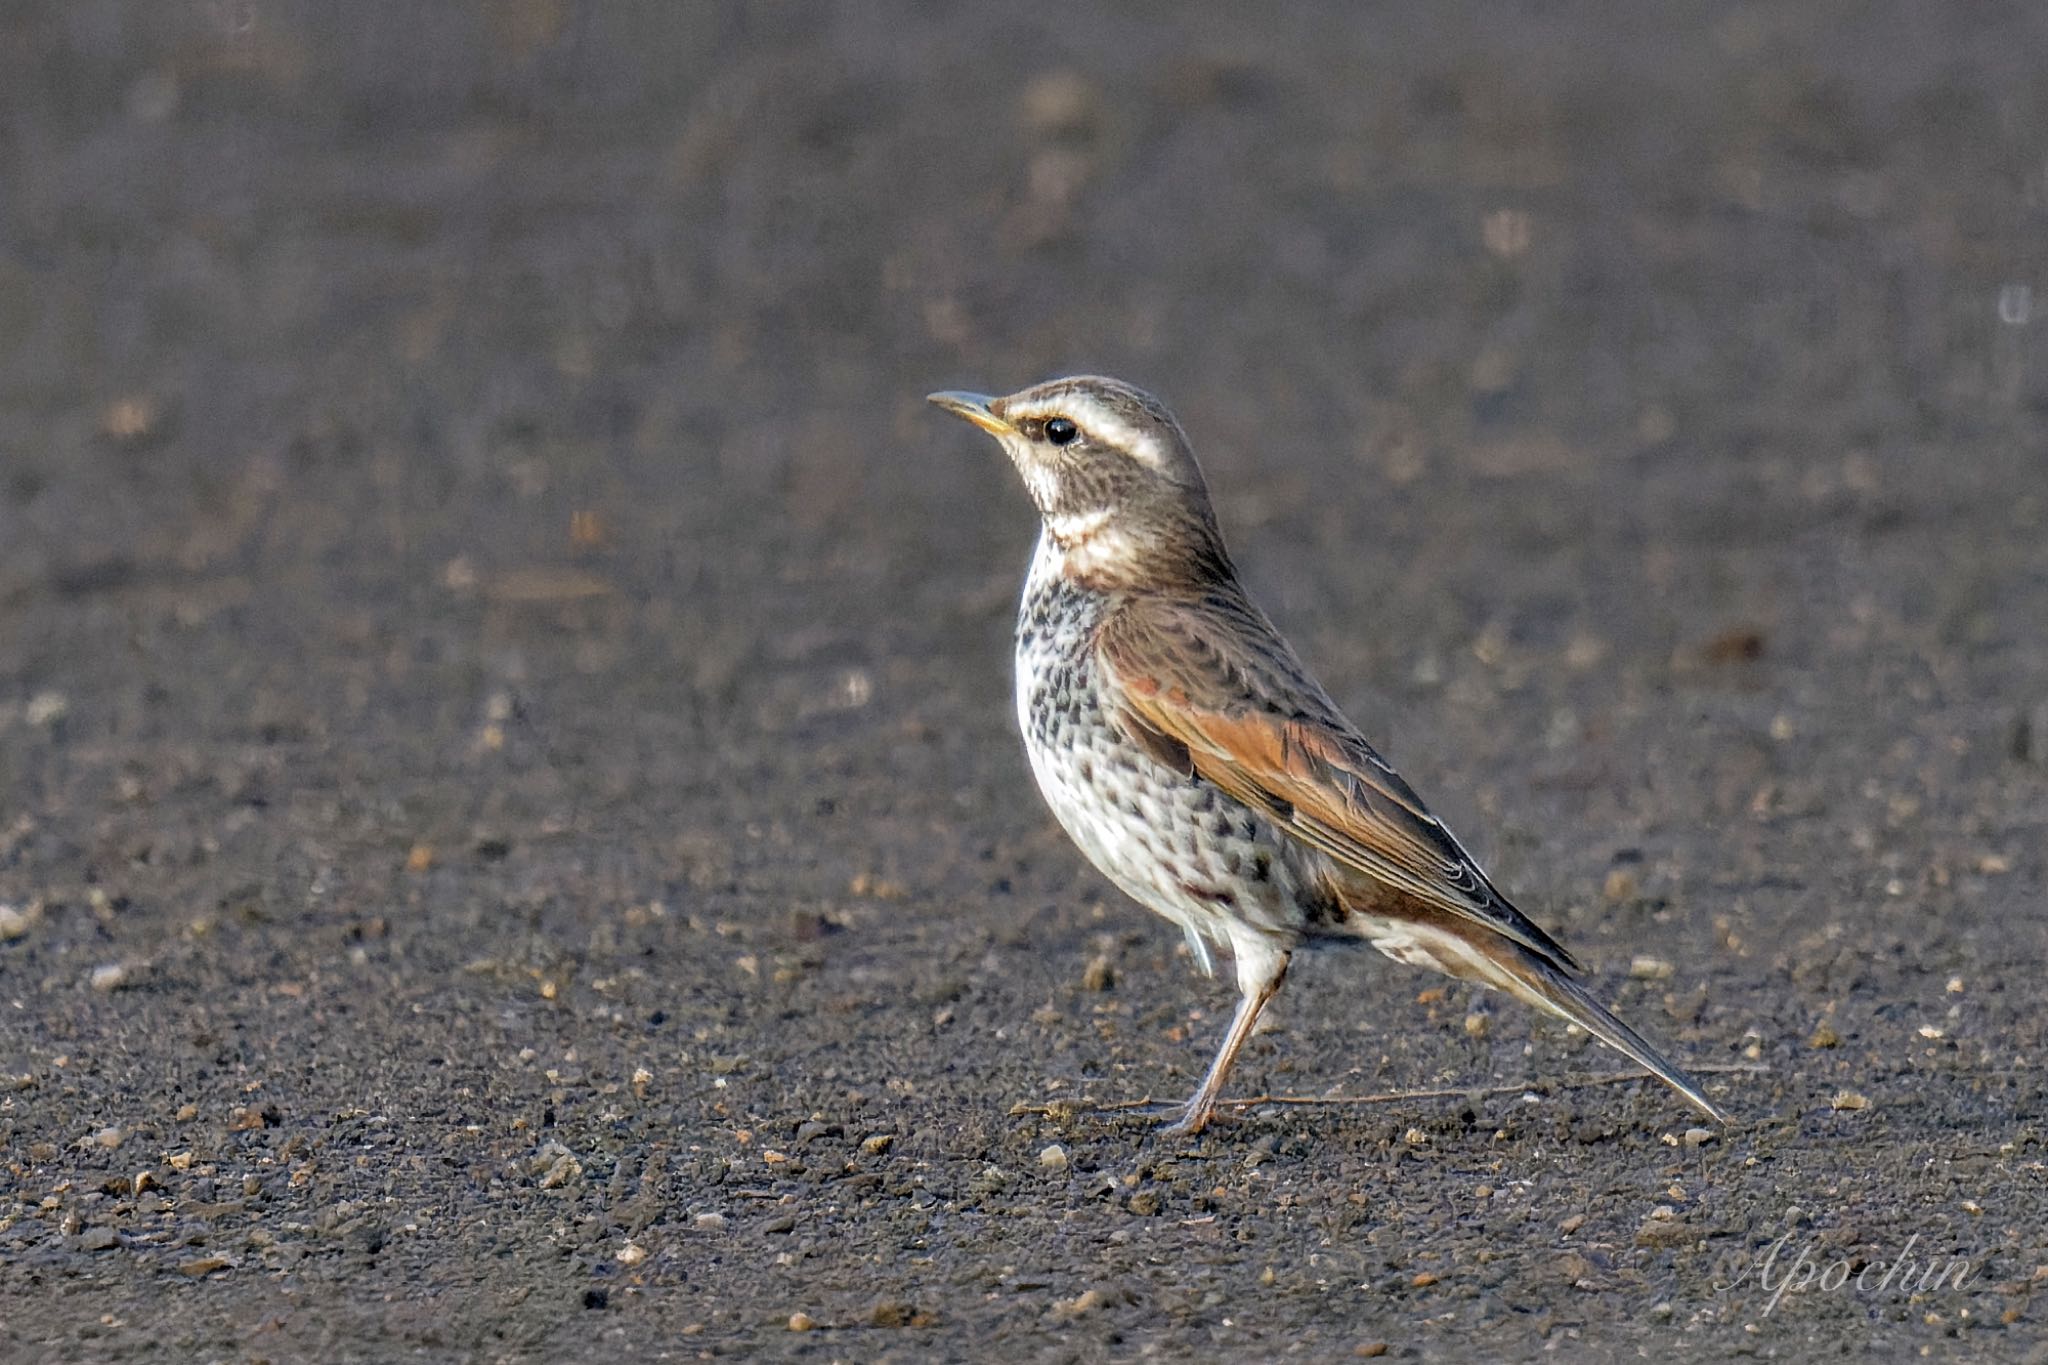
<box><xmin>1496</xmin><ymin>950</ymin><xmax>1729</xmax><ymax>1124</ymax></box>
<box><xmin>1348</xmin><ymin>902</ymin><xmax>1731</xmax><ymax>1122</ymax></box>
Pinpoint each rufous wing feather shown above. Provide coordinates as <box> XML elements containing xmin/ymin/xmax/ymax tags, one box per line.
<box><xmin>1097</xmin><ymin>593</ymin><xmax>1581</xmax><ymax>974</ymax></box>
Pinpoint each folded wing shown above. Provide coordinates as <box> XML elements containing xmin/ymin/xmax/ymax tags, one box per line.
<box><xmin>1098</xmin><ymin>591</ymin><xmax>1581</xmax><ymax>975</ymax></box>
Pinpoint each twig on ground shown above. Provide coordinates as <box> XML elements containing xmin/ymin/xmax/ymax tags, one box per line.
<box><xmin>1008</xmin><ymin>1062</ymin><xmax>1769</xmax><ymax>1118</ymax></box>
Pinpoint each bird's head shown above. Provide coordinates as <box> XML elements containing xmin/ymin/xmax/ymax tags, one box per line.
<box><xmin>928</xmin><ymin>376</ymin><xmax>1230</xmax><ymax>588</ymax></box>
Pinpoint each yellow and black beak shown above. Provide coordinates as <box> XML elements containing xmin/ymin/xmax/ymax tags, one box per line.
<box><xmin>927</xmin><ymin>390</ymin><xmax>1014</xmax><ymax>437</ymax></box>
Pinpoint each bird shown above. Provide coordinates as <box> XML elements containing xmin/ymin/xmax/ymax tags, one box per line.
<box><xmin>929</xmin><ymin>376</ymin><xmax>1729</xmax><ymax>1135</ymax></box>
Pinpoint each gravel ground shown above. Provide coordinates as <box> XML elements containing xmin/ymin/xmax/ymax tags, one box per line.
<box><xmin>3</xmin><ymin>2</ymin><xmax>2047</xmax><ymax>1361</ymax></box>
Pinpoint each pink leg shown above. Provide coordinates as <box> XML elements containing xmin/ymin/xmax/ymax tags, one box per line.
<box><xmin>1162</xmin><ymin>951</ymin><xmax>1290</xmax><ymax>1135</ymax></box>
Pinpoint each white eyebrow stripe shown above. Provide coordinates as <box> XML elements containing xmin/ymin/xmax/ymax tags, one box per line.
<box><xmin>1006</xmin><ymin>395</ymin><xmax>1166</xmax><ymax>468</ymax></box>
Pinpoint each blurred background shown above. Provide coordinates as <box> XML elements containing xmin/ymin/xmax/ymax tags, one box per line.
<box><xmin>2</xmin><ymin>2</ymin><xmax>2045</xmax><ymax>1358</ymax></box>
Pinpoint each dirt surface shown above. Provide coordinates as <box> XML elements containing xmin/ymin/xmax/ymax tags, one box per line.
<box><xmin>3</xmin><ymin>2</ymin><xmax>2046</xmax><ymax>1360</ymax></box>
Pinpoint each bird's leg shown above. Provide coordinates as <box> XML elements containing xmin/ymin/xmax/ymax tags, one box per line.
<box><xmin>1161</xmin><ymin>949</ymin><xmax>1290</xmax><ymax>1135</ymax></box>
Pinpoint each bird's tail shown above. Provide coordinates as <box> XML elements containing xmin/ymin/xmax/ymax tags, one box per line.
<box><xmin>1497</xmin><ymin>950</ymin><xmax>1730</xmax><ymax>1124</ymax></box>
<box><xmin>1358</xmin><ymin>909</ymin><xmax>1729</xmax><ymax>1123</ymax></box>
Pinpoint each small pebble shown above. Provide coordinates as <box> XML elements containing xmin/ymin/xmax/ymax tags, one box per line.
<box><xmin>1636</xmin><ymin>1209</ymin><xmax>1694</xmax><ymax>1247</ymax></box>
<box><xmin>89</xmin><ymin>963</ymin><xmax>133</xmax><ymax>993</ymax></box>
<box><xmin>860</xmin><ymin>1134</ymin><xmax>893</xmax><ymax>1156</ymax></box>
<box><xmin>1629</xmin><ymin>955</ymin><xmax>1674</xmax><ymax>981</ymax></box>
<box><xmin>1038</xmin><ymin>1144</ymin><xmax>1069</xmax><ymax>1172</ymax></box>
<box><xmin>100</xmin><ymin>396</ymin><xmax>159</xmax><ymax>440</ymax></box>
<box><xmin>1682</xmin><ymin>1127</ymin><xmax>1714</xmax><ymax>1149</ymax></box>
<box><xmin>1831</xmin><ymin>1089</ymin><xmax>1870</xmax><ymax>1112</ymax></box>
<box><xmin>693</xmin><ymin>1212</ymin><xmax>728</xmax><ymax>1231</ymax></box>
<box><xmin>786</xmin><ymin>1312</ymin><xmax>816</xmax><ymax>1332</ymax></box>
<box><xmin>1081</xmin><ymin>955</ymin><xmax>1115</xmax><ymax>991</ymax></box>
<box><xmin>0</xmin><ymin>902</ymin><xmax>41</xmax><ymax>940</ymax></box>
<box><xmin>1019</xmin><ymin>69</ymin><xmax>1101</xmax><ymax>139</ymax></box>
<box><xmin>1809</xmin><ymin>1021</ymin><xmax>1841</xmax><ymax>1048</ymax></box>
<box><xmin>1560</xmin><ymin>1213</ymin><xmax>1586</xmax><ymax>1234</ymax></box>
<box><xmin>1127</xmin><ymin>1190</ymin><xmax>1162</xmax><ymax>1217</ymax></box>
<box><xmin>532</xmin><ymin>1142</ymin><xmax>582</xmax><ymax>1188</ymax></box>
<box><xmin>618</xmin><ymin>1242</ymin><xmax>647</xmax><ymax>1266</ymax></box>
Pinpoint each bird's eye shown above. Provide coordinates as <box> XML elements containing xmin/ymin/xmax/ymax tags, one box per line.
<box><xmin>1044</xmin><ymin>417</ymin><xmax>1079</xmax><ymax>446</ymax></box>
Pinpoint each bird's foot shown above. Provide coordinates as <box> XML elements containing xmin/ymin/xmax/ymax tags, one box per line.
<box><xmin>1154</xmin><ymin>1096</ymin><xmax>1217</xmax><ymax>1137</ymax></box>
<box><xmin>1086</xmin><ymin>1096</ymin><xmax>1213</xmax><ymax>1134</ymax></box>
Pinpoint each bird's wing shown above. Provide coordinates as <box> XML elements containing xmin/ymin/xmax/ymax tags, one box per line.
<box><xmin>1097</xmin><ymin>591</ymin><xmax>1582</xmax><ymax>975</ymax></box>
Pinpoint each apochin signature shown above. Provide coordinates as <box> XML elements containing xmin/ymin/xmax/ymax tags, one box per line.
<box><xmin>1720</xmin><ymin>1232</ymin><xmax>1979</xmax><ymax>1316</ymax></box>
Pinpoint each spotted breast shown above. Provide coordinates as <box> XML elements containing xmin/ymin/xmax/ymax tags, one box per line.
<box><xmin>1012</xmin><ymin>532</ymin><xmax>1313</xmax><ymax>989</ymax></box>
